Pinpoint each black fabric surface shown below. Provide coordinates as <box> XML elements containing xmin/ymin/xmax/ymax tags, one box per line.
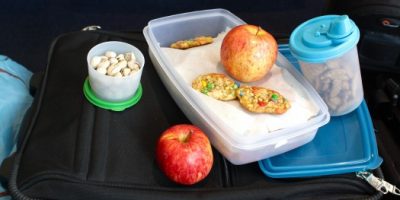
<box><xmin>2</xmin><ymin>1</ymin><xmax>399</xmax><ymax>199</ymax></box>
<box><xmin>0</xmin><ymin>0</ymin><xmax>329</xmax><ymax>73</ymax></box>
<box><xmin>8</xmin><ymin>30</ymin><xmax>381</xmax><ymax>200</ymax></box>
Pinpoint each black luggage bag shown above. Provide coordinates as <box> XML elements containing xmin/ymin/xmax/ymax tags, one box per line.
<box><xmin>0</xmin><ymin>30</ymin><xmax>385</xmax><ymax>200</ymax></box>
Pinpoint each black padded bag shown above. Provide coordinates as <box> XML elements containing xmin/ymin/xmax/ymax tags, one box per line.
<box><xmin>1</xmin><ymin>30</ymin><xmax>384</xmax><ymax>200</ymax></box>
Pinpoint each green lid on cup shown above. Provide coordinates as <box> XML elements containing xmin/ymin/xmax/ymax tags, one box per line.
<box><xmin>83</xmin><ymin>78</ymin><xmax>142</xmax><ymax>111</ymax></box>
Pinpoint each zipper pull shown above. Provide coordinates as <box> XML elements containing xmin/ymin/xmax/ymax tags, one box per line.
<box><xmin>356</xmin><ymin>171</ymin><xmax>400</xmax><ymax>196</ymax></box>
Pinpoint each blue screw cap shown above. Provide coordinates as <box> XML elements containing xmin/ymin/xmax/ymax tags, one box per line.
<box><xmin>289</xmin><ymin>15</ymin><xmax>360</xmax><ymax>63</ymax></box>
<box><xmin>327</xmin><ymin>15</ymin><xmax>354</xmax><ymax>39</ymax></box>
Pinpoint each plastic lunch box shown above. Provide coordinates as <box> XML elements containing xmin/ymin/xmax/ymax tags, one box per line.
<box><xmin>143</xmin><ymin>9</ymin><xmax>330</xmax><ymax>165</ymax></box>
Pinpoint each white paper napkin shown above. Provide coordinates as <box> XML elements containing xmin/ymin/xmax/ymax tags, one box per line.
<box><xmin>161</xmin><ymin>31</ymin><xmax>319</xmax><ymax>136</ymax></box>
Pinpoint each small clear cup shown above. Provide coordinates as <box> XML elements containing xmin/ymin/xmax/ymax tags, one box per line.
<box><xmin>87</xmin><ymin>41</ymin><xmax>145</xmax><ymax>102</ymax></box>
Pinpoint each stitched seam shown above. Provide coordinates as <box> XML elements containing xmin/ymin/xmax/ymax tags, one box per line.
<box><xmin>0</xmin><ymin>68</ymin><xmax>26</xmax><ymax>85</ymax></box>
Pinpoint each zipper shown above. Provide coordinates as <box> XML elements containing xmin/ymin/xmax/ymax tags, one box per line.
<box><xmin>357</xmin><ymin>171</ymin><xmax>400</xmax><ymax>196</ymax></box>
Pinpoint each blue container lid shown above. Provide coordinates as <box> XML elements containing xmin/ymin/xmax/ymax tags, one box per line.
<box><xmin>289</xmin><ymin>15</ymin><xmax>360</xmax><ymax>63</ymax></box>
<box><xmin>259</xmin><ymin>101</ymin><xmax>382</xmax><ymax>178</ymax></box>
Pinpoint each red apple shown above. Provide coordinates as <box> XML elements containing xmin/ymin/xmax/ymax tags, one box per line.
<box><xmin>156</xmin><ymin>124</ymin><xmax>213</xmax><ymax>185</ymax></box>
<box><xmin>221</xmin><ymin>24</ymin><xmax>278</xmax><ymax>82</ymax></box>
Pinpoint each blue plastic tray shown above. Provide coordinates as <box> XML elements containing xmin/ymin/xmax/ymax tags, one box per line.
<box><xmin>258</xmin><ymin>45</ymin><xmax>382</xmax><ymax>178</ymax></box>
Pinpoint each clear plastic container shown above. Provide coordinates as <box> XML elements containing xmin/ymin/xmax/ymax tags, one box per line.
<box><xmin>290</xmin><ymin>15</ymin><xmax>363</xmax><ymax>116</ymax></box>
<box><xmin>87</xmin><ymin>41</ymin><xmax>145</xmax><ymax>102</ymax></box>
<box><xmin>143</xmin><ymin>9</ymin><xmax>330</xmax><ymax>165</ymax></box>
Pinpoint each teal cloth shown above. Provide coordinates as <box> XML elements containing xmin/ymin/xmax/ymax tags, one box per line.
<box><xmin>0</xmin><ymin>55</ymin><xmax>33</xmax><ymax>199</ymax></box>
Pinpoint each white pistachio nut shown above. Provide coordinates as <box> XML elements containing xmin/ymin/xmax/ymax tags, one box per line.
<box><xmin>116</xmin><ymin>54</ymin><xmax>125</xmax><ymax>61</ymax></box>
<box><xmin>114</xmin><ymin>72</ymin><xmax>123</xmax><ymax>78</ymax></box>
<box><xmin>98</xmin><ymin>60</ymin><xmax>110</xmax><ymax>69</ymax></box>
<box><xmin>96</xmin><ymin>67</ymin><xmax>107</xmax><ymax>75</ymax></box>
<box><xmin>91</xmin><ymin>51</ymin><xmax>140</xmax><ymax>78</ymax></box>
<box><xmin>90</xmin><ymin>56</ymin><xmax>102</xmax><ymax>68</ymax></box>
<box><xmin>109</xmin><ymin>57</ymin><xmax>118</xmax><ymax>65</ymax></box>
<box><xmin>122</xmin><ymin>68</ymin><xmax>131</xmax><ymax>76</ymax></box>
<box><xmin>125</xmin><ymin>52</ymin><xmax>135</xmax><ymax>61</ymax></box>
<box><xmin>107</xmin><ymin>65</ymin><xmax>116</xmax><ymax>76</ymax></box>
<box><xmin>105</xmin><ymin>51</ymin><xmax>117</xmax><ymax>58</ymax></box>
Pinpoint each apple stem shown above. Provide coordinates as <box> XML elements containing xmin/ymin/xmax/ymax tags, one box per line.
<box><xmin>180</xmin><ymin>130</ymin><xmax>193</xmax><ymax>143</ymax></box>
<box><xmin>186</xmin><ymin>130</ymin><xmax>193</xmax><ymax>143</ymax></box>
<box><xmin>256</xmin><ymin>26</ymin><xmax>261</xmax><ymax>36</ymax></box>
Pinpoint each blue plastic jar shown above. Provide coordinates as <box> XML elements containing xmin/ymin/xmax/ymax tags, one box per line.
<box><xmin>290</xmin><ymin>15</ymin><xmax>363</xmax><ymax>116</ymax></box>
